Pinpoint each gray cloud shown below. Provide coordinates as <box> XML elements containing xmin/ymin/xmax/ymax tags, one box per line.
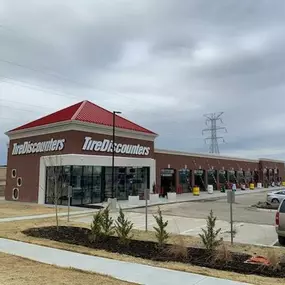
<box><xmin>1</xmin><ymin>0</ymin><xmax>285</xmax><ymax>164</ymax></box>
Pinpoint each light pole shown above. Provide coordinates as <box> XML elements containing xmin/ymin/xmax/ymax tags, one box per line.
<box><xmin>111</xmin><ymin>111</ymin><xmax>121</xmax><ymax>200</ymax></box>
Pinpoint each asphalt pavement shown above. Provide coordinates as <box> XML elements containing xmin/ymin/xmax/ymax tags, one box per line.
<box><xmin>129</xmin><ymin>191</ymin><xmax>275</xmax><ymax>225</ymax></box>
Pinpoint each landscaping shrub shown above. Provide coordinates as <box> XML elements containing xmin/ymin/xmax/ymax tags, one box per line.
<box><xmin>24</xmin><ymin>226</ymin><xmax>285</xmax><ymax>278</ymax></box>
<box><xmin>101</xmin><ymin>206</ymin><xmax>115</xmax><ymax>238</ymax></box>
<box><xmin>213</xmin><ymin>240</ymin><xmax>232</xmax><ymax>264</ymax></box>
<box><xmin>90</xmin><ymin>210</ymin><xmax>103</xmax><ymax>242</ymax></box>
<box><xmin>199</xmin><ymin>209</ymin><xmax>222</xmax><ymax>252</ymax></box>
<box><xmin>153</xmin><ymin>207</ymin><xmax>169</xmax><ymax>248</ymax></box>
<box><xmin>267</xmin><ymin>249</ymin><xmax>281</xmax><ymax>271</ymax></box>
<box><xmin>280</xmin><ymin>254</ymin><xmax>285</xmax><ymax>265</ymax></box>
<box><xmin>115</xmin><ymin>208</ymin><xmax>133</xmax><ymax>245</ymax></box>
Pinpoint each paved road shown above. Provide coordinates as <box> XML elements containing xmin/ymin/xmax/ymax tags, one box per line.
<box><xmin>129</xmin><ymin>191</ymin><xmax>275</xmax><ymax>226</ymax></box>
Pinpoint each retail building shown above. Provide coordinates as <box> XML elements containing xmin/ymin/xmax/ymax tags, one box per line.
<box><xmin>5</xmin><ymin>100</ymin><xmax>285</xmax><ymax>205</ymax></box>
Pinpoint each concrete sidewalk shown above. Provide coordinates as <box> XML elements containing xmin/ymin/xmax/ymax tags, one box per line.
<box><xmin>0</xmin><ymin>208</ymin><xmax>96</xmax><ymax>223</ymax></box>
<box><xmin>0</xmin><ymin>238</ymin><xmax>249</xmax><ymax>285</ymax></box>
<box><xmin>97</xmin><ymin>186</ymin><xmax>283</xmax><ymax>210</ymax></box>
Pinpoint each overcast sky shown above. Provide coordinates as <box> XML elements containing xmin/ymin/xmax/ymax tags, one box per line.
<box><xmin>1</xmin><ymin>0</ymin><xmax>285</xmax><ymax>165</ymax></box>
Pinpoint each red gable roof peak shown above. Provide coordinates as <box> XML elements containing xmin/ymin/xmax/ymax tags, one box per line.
<box><xmin>8</xmin><ymin>100</ymin><xmax>156</xmax><ymax>135</ymax></box>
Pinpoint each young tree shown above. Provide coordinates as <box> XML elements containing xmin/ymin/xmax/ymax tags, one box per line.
<box><xmin>199</xmin><ymin>209</ymin><xmax>222</xmax><ymax>252</ymax></box>
<box><xmin>153</xmin><ymin>207</ymin><xmax>169</xmax><ymax>248</ymax></box>
<box><xmin>101</xmin><ymin>206</ymin><xmax>115</xmax><ymax>238</ymax></box>
<box><xmin>44</xmin><ymin>156</ymin><xmax>67</xmax><ymax>231</ymax></box>
<box><xmin>115</xmin><ymin>208</ymin><xmax>133</xmax><ymax>246</ymax></box>
<box><xmin>90</xmin><ymin>210</ymin><xmax>103</xmax><ymax>242</ymax></box>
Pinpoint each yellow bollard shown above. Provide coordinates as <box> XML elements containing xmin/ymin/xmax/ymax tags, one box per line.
<box><xmin>193</xmin><ymin>186</ymin><xmax>200</xmax><ymax>196</ymax></box>
<box><xmin>249</xmin><ymin>183</ymin><xmax>255</xmax><ymax>190</ymax></box>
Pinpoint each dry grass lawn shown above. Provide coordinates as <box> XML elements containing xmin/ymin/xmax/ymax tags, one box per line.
<box><xmin>0</xmin><ymin>252</ymin><xmax>134</xmax><ymax>285</ymax></box>
<box><xmin>0</xmin><ymin>217</ymin><xmax>285</xmax><ymax>285</ymax></box>
<box><xmin>0</xmin><ymin>201</ymin><xmax>81</xmax><ymax>218</ymax></box>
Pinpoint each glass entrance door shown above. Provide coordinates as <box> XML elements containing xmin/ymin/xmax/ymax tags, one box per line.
<box><xmin>91</xmin><ymin>167</ymin><xmax>102</xmax><ymax>203</ymax></box>
<box><xmin>82</xmin><ymin>166</ymin><xmax>92</xmax><ymax>204</ymax></box>
<box><xmin>71</xmin><ymin>166</ymin><xmax>103</xmax><ymax>206</ymax></box>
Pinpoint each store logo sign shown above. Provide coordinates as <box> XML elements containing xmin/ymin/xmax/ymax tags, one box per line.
<box><xmin>12</xmin><ymin>138</ymin><xmax>65</xmax><ymax>155</ymax></box>
<box><xmin>82</xmin><ymin>137</ymin><xmax>150</xmax><ymax>156</ymax></box>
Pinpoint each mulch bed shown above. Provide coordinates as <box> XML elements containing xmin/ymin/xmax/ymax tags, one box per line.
<box><xmin>23</xmin><ymin>226</ymin><xmax>285</xmax><ymax>278</ymax></box>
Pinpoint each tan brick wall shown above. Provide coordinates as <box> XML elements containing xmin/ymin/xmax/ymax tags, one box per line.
<box><xmin>0</xmin><ymin>167</ymin><xmax>6</xmax><ymax>181</ymax></box>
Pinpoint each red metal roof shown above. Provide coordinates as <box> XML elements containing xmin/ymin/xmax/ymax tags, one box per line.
<box><xmin>9</xmin><ymin>100</ymin><xmax>156</xmax><ymax>135</ymax></box>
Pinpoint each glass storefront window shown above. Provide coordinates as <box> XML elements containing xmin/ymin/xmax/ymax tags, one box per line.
<box><xmin>179</xmin><ymin>169</ymin><xmax>190</xmax><ymax>193</ymax></box>
<box><xmin>82</xmin><ymin>166</ymin><xmax>93</xmax><ymax>204</ymax></box>
<box><xmin>237</xmin><ymin>171</ymin><xmax>245</xmax><ymax>184</ymax></box>
<box><xmin>104</xmin><ymin>167</ymin><xmax>149</xmax><ymax>200</ymax></box>
<box><xmin>127</xmin><ymin>167</ymin><xmax>148</xmax><ymax>197</ymax></box>
<box><xmin>71</xmin><ymin>166</ymin><xmax>83</xmax><ymax>205</ymax></box>
<box><xmin>45</xmin><ymin>166</ymin><xmax>71</xmax><ymax>205</ymax></box>
<box><xmin>219</xmin><ymin>170</ymin><xmax>227</xmax><ymax>184</ymax></box>
<box><xmin>208</xmin><ymin>170</ymin><xmax>217</xmax><ymax>190</ymax></box>
<box><xmin>228</xmin><ymin>170</ymin><xmax>236</xmax><ymax>184</ymax></box>
<box><xmin>45</xmin><ymin>165</ymin><xmax>149</xmax><ymax>204</ymax></box>
<box><xmin>245</xmin><ymin>171</ymin><xmax>252</xmax><ymax>184</ymax></box>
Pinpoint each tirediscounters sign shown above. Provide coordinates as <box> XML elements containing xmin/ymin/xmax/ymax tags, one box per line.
<box><xmin>82</xmin><ymin>137</ymin><xmax>150</xmax><ymax>156</ymax></box>
<box><xmin>12</xmin><ymin>138</ymin><xmax>65</xmax><ymax>155</ymax></box>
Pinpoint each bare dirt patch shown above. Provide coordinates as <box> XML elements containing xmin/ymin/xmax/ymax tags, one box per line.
<box><xmin>0</xmin><ymin>252</ymin><xmax>134</xmax><ymax>285</ymax></box>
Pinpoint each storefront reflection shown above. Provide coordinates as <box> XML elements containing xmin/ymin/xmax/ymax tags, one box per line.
<box><xmin>45</xmin><ymin>166</ymin><xmax>149</xmax><ymax>205</ymax></box>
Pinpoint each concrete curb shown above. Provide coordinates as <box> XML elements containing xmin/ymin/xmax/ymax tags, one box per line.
<box><xmin>121</xmin><ymin>187</ymin><xmax>284</xmax><ymax>210</ymax></box>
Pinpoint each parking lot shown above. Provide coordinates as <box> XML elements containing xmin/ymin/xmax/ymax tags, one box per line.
<box><xmin>130</xmin><ymin>191</ymin><xmax>275</xmax><ymax>225</ymax></box>
<box><xmin>72</xmin><ymin>190</ymin><xmax>280</xmax><ymax>246</ymax></box>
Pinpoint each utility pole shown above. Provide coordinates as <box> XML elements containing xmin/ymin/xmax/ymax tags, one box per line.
<box><xmin>202</xmin><ymin>112</ymin><xmax>227</xmax><ymax>154</ymax></box>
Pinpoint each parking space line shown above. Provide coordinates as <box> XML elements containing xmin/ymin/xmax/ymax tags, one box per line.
<box><xmin>134</xmin><ymin>222</ymin><xmax>156</xmax><ymax>229</ymax></box>
<box><xmin>181</xmin><ymin>225</ymin><xmax>207</xmax><ymax>234</ymax></box>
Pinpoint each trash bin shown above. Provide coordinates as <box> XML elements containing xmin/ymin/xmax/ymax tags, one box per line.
<box><xmin>250</xmin><ymin>183</ymin><xmax>255</xmax><ymax>190</ymax></box>
<box><xmin>220</xmin><ymin>185</ymin><xmax>226</xmax><ymax>193</ymax></box>
<box><xmin>207</xmin><ymin>185</ymin><xmax>214</xmax><ymax>194</ymax></box>
<box><xmin>257</xmin><ymin>183</ymin><xmax>262</xmax><ymax>189</ymax></box>
<box><xmin>193</xmin><ymin>186</ymin><xmax>200</xmax><ymax>196</ymax></box>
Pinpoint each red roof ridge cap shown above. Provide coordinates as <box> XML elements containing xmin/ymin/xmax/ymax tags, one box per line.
<box><xmin>71</xmin><ymin>100</ymin><xmax>87</xmax><ymax>120</ymax></box>
<box><xmin>82</xmin><ymin>101</ymin><xmax>156</xmax><ymax>135</ymax></box>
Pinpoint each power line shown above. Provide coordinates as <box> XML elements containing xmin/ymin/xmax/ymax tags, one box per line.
<box><xmin>0</xmin><ymin>24</ymin><xmax>187</xmax><ymax>126</ymax></box>
<box><xmin>0</xmin><ymin>75</ymin><xmax>171</xmax><ymax>120</ymax></box>
<box><xmin>0</xmin><ymin>59</ymin><xmax>160</xmax><ymax>107</ymax></box>
<box><xmin>202</xmin><ymin>112</ymin><xmax>227</xmax><ymax>154</ymax></box>
<box><xmin>1</xmin><ymin>76</ymin><xmax>79</xmax><ymax>100</ymax></box>
<box><xmin>1</xmin><ymin>99</ymin><xmax>55</xmax><ymax>111</ymax></box>
<box><xmin>0</xmin><ymin>103</ymin><xmax>50</xmax><ymax>114</ymax></box>
<box><xmin>0</xmin><ymin>57</ymin><xmax>93</xmax><ymax>89</ymax></box>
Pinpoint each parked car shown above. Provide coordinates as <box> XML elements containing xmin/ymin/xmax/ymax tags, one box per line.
<box><xmin>275</xmin><ymin>199</ymin><xmax>285</xmax><ymax>245</ymax></box>
<box><xmin>267</xmin><ymin>190</ymin><xmax>285</xmax><ymax>204</ymax></box>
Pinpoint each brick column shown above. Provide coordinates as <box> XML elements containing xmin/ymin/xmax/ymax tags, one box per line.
<box><xmin>191</xmin><ymin>170</ymin><xmax>195</xmax><ymax>187</ymax></box>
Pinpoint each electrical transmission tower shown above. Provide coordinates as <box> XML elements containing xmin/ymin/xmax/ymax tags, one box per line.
<box><xmin>202</xmin><ymin>112</ymin><xmax>227</xmax><ymax>154</ymax></box>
